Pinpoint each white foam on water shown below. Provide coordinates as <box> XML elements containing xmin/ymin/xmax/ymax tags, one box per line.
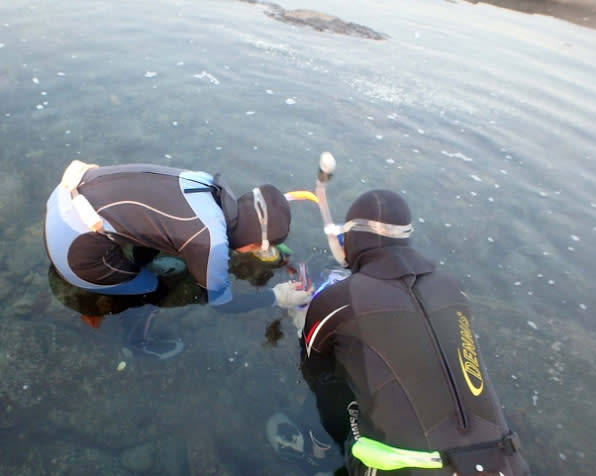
<box><xmin>532</xmin><ymin>393</ymin><xmax>538</xmax><ymax>406</ymax></box>
<box><xmin>32</xmin><ymin>77</ymin><xmax>39</xmax><ymax>84</ymax></box>
<box><xmin>193</xmin><ymin>71</ymin><xmax>219</xmax><ymax>85</ymax></box>
<box><xmin>469</xmin><ymin>174</ymin><xmax>483</xmax><ymax>182</ymax></box>
<box><xmin>441</xmin><ymin>150</ymin><xmax>474</xmax><ymax>162</ymax></box>
<box><xmin>285</xmin><ymin>97</ymin><xmax>296</xmax><ymax>105</ymax></box>
<box><xmin>144</xmin><ymin>71</ymin><xmax>157</xmax><ymax>78</ymax></box>
<box><xmin>245</xmin><ymin>111</ymin><xmax>255</xmax><ymax>115</ymax></box>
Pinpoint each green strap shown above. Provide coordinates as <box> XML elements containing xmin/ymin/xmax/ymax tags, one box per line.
<box><xmin>352</xmin><ymin>437</ymin><xmax>443</xmax><ymax>471</ymax></box>
<box><xmin>275</xmin><ymin>243</ymin><xmax>293</xmax><ymax>255</ymax></box>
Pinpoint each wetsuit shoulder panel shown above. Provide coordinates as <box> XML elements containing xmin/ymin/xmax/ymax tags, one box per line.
<box><xmin>304</xmin><ymin>277</ymin><xmax>354</xmax><ymax>355</ymax></box>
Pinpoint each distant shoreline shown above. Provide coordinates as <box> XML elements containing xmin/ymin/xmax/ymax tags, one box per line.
<box><xmin>464</xmin><ymin>0</ymin><xmax>596</xmax><ymax>30</ymax></box>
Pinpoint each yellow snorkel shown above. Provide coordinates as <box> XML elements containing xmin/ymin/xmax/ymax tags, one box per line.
<box><xmin>282</xmin><ymin>156</ymin><xmax>348</xmax><ymax>267</ymax></box>
<box><xmin>284</xmin><ymin>190</ymin><xmax>318</xmax><ymax>203</ymax></box>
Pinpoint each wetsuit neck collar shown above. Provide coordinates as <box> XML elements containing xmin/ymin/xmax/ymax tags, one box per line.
<box><xmin>351</xmin><ymin>245</ymin><xmax>435</xmax><ymax>279</ymax></box>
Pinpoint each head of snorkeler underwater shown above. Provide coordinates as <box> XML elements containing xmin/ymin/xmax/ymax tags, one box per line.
<box><xmin>218</xmin><ymin>181</ymin><xmax>291</xmax><ymax>252</ymax></box>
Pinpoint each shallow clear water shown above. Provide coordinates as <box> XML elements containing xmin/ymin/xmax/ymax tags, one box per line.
<box><xmin>1</xmin><ymin>0</ymin><xmax>595</xmax><ymax>475</ymax></box>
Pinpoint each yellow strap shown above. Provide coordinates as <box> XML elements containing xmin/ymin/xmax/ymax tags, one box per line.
<box><xmin>352</xmin><ymin>437</ymin><xmax>443</xmax><ymax>471</ymax></box>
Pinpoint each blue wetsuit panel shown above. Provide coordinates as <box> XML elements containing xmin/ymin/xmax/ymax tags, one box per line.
<box><xmin>179</xmin><ymin>171</ymin><xmax>232</xmax><ymax>306</ymax></box>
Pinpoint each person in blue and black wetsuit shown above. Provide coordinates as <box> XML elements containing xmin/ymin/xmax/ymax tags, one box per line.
<box><xmin>44</xmin><ymin>160</ymin><xmax>313</xmax><ymax>358</ymax></box>
<box><xmin>300</xmin><ymin>189</ymin><xmax>531</xmax><ymax>476</ymax></box>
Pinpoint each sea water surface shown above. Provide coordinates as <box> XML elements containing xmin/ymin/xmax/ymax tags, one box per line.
<box><xmin>0</xmin><ymin>0</ymin><xmax>595</xmax><ymax>475</ymax></box>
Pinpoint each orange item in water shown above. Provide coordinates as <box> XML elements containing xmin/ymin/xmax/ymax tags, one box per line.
<box><xmin>80</xmin><ymin>315</ymin><xmax>105</xmax><ymax>329</ymax></box>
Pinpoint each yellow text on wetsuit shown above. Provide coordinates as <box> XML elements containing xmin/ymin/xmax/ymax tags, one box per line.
<box><xmin>457</xmin><ymin>311</ymin><xmax>484</xmax><ymax>396</ymax></box>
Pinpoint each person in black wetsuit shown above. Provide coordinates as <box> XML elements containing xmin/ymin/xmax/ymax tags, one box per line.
<box><xmin>300</xmin><ymin>189</ymin><xmax>531</xmax><ymax>476</ymax></box>
<box><xmin>44</xmin><ymin>161</ymin><xmax>313</xmax><ymax>358</ymax></box>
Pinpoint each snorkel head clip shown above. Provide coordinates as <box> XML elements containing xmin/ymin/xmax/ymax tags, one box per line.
<box><xmin>250</xmin><ymin>186</ymin><xmax>280</xmax><ymax>262</ymax></box>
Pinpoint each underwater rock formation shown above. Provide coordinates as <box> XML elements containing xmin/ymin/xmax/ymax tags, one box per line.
<box><xmin>239</xmin><ymin>0</ymin><xmax>389</xmax><ymax>40</ymax></box>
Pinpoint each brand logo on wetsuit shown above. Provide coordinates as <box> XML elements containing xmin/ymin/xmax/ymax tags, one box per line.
<box><xmin>347</xmin><ymin>401</ymin><xmax>361</xmax><ymax>440</ymax></box>
<box><xmin>456</xmin><ymin>311</ymin><xmax>484</xmax><ymax>396</ymax></box>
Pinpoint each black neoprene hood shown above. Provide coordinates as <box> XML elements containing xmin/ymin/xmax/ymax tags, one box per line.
<box><xmin>228</xmin><ymin>184</ymin><xmax>291</xmax><ymax>249</ymax></box>
<box><xmin>344</xmin><ymin>189</ymin><xmax>412</xmax><ymax>267</ymax></box>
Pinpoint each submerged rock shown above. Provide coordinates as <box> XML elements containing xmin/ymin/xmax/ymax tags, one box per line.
<box><xmin>119</xmin><ymin>441</ymin><xmax>155</xmax><ymax>473</ymax></box>
<box><xmin>240</xmin><ymin>1</ymin><xmax>389</xmax><ymax>40</ymax></box>
<box><xmin>266</xmin><ymin>8</ymin><xmax>389</xmax><ymax>40</ymax></box>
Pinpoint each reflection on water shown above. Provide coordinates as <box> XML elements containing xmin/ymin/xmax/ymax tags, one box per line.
<box><xmin>0</xmin><ymin>0</ymin><xmax>595</xmax><ymax>475</ymax></box>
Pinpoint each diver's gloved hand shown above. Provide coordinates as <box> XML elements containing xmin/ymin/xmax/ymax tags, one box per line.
<box><xmin>272</xmin><ymin>281</ymin><xmax>313</xmax><ymax>308</ymax></box>
<box><xmin>287</xmin><ymin>306</ymin><xmax>308</xmax><ymax>337</ymax></box>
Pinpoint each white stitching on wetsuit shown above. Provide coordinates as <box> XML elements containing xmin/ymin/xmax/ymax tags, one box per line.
<box><xmin>306</xmin><ymin>304</ymin><xmax>349</xmax><ymax>356</ymax></box>
<box><xmin>178</xmin><ymin>226</ymin><xmax>208</xmax><ymax>252</ymax></box>
<box><xmin>96</xmin><ymin>200</ymin><xmax>199</xmax><ymax>221</ymax></box>
<box><xmin>100</xmin><ymin>256</ymin><xmax>139</xmax><ymax>277</ymax></box>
